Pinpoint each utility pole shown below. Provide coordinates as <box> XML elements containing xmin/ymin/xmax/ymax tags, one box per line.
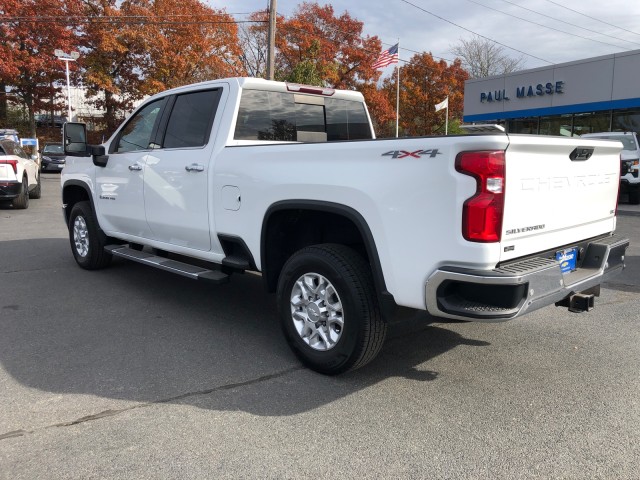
<box><xmin>266</xmin><ymin>0</ymin><xmax>277</xmax><ymax>80</ymax></box>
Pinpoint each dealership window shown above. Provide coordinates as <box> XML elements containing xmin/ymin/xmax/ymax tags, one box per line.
<box><xmin>539</xmin><ymin>115</ymin><xmax>572</xmax><ymax>136</ymax></box>
<box><xmin>508</xmin><ymin>118</ymin><xmax>538</xmax><ymax>134</ymax></box>
<box><xmin>572</xmin><ymin>112</ymin><xmax>611</xmax><ymax>136</ymax></box>
<box><xmin>613</xmin><ymin>109</ymin><xmax>640</xmax><ymax>132</ymax></box>
<box><xmin>487</xmin><ymin>109</ymin><xmax>640</xmax><ymax>137</ymax></box>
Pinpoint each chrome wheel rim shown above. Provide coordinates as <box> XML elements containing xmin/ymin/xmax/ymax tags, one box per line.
<box><xmin>73</xmin><ymin>216</ymin><xmax>89</xmax><ymax>257</ymax></box>
<box><xmin>290</xmin><ymin>273</ymin><xmax>344</xmax><ymax>351</ymax></box>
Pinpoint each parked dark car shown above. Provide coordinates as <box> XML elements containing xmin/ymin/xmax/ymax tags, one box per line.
<box><xmin>40</xmin><ymin>143</ymin><xmax>66</xmax><ymax>172</ymax></box>
<box><xmin>36</xmin><ymin>115</ymin><xmax>68</xmax><ymax>128</ymax></box>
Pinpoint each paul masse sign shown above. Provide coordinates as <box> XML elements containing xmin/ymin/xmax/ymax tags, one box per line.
<box><xmin>480</xmin><ymin>81</ymin><xmax>565</xmax><ymax>103</ymax></box>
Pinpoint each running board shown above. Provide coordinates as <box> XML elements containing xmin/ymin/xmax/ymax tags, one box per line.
<box><xmin>105</xmin><ymin>245</ymin><xmax>230</xmax><ymax>284</ymax></box>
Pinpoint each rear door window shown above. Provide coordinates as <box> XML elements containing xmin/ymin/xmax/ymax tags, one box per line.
<box><xmin>162</xmin><ymin>89</ymin><xmax>221</xmax><ymax>149</ymax></box>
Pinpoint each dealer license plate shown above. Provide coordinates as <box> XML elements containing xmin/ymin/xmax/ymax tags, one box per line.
<box><xmin>556</xmin><ymin>248</ymin><xmax>578</xmax><ymax>274</ymax></box>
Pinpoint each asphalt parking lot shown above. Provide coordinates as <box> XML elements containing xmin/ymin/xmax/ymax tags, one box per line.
<box><xmin>1</xmin><ymin>173</ymin><xmax>639</xmax><ymax>479</ymax></box>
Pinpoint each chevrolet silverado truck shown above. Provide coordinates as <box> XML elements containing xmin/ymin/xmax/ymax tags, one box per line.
<box><xmin>61</xmin><ymin>78</ymin><xmax>629</xmax><ymax>374</ymax></box>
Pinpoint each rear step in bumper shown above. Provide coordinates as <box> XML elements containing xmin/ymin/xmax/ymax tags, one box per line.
<box><xmin>105</xmin><ymin>245</ymin><xmax>229</xmax><ymax>284</ymax></box>
<box><xmin>425</xmin><ymin>234</ymin><xmax>629</xmax><ymax>322</ymax></box>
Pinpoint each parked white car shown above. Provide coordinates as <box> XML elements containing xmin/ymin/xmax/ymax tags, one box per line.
<box><xmin>581</xmin><ymin>131</ymin><xmax>640</xmax><ymax>204</ymax></box>
<box><xmin>0</xmin><ymin>139</ymin><xmax>41</xmax><ymax>208</ymax></box>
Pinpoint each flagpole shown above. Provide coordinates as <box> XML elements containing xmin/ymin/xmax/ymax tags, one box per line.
<box><xmin>395</xmin><ymin>41</ymin><xmax>400</xmax><ymax>138</ymax></box>
<box><xmin>445</xmin><ymin>96</ymin><xmax>448</xmax><ymax>135</ymax></box>
<box><xmin>435</xmin><ymin>97</ymin><xmax>449</xmax><ymax>135</ymax></box>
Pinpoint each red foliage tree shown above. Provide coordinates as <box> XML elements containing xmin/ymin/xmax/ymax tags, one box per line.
<box><xmin>0</xmin><ymin>0</ymin><xmax>83</xmax><ymax>135</ymax></box>
<box><xmin>81</xmin><ymin>0</ymin><xmax>150</xmax><ymax>133</ymax></box>
<box><xmin>382</xmin><ymin>53</ymin><xmax>468</xmax><ymax>136</ymax></box>
<box><xmin>140</xmin><ymin>0</ymin><xmax>244</xmax><ymax>92</ymax></box>
<box><xmin>276</xmin><ymin>2</ymin><xmax>382</xmax><ymax>89</ymax></box>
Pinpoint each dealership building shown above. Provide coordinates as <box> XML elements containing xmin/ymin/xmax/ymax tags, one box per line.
<box><xmin>463</xmin><ymin>49</ymin><xmax>640</xmax><ymax>136</ymax></box>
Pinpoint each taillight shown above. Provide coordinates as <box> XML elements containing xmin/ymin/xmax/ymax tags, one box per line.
<box><xmin>0</xmin><ymin>159</ymin><xmax>18</xmax><ymax>174</ymax></box>
<box><xmin>455</xmin><ymin>150</ymin><xmax>505</xmax><ymax>242</ymax></box>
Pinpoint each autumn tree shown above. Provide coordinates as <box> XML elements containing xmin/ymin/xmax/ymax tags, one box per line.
<box><xmin>359</xmin><ymin>83</ymin><xmax>395</xmax><ymax>138</ymax></box>
<box><xmin>80</xmin><ymin>0</ymin><xmax>152</xmax><ymax>133</ymax></box>
<box><xmin>140</xmin><ymin>0</ymin><xmax>244</xmax><ymax>92</ymax></box>
<box><xmin>382</xmin><ymin>53</ymin><xmax>468</xmax><ymax>137</ymax></box>
<box><xmin>80</xmin><ymin>0</ymin><xmax>243</xmax><ymax>135</ymax></box>
<box><xmin>0</xmin><ymin>0</ymin><xmax>83</xmax><ymax>136</ymax></box>
<box><xmin>450</xmin><ymin>35</ymin><xmax>525</xmax><ymax>78</ymax></box>
<box><xmin>274</xmin><ymin>3</ymin><xmax>382</xmax><ymax>89</ymax></box>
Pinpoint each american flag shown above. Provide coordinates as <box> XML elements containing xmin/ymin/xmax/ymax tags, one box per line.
<box><xmin>372</xmin><ymin>43</ymin><xmax>399</xmax><ymax>70</ymax></box>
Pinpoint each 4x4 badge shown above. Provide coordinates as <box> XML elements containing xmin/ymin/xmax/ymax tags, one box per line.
<box><xmin>382</xmin><ymin>149</ymin><xmax>442</xmax><ymax>159</ymax></box>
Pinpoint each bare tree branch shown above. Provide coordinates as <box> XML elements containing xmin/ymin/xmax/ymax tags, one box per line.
<box><xmin>450</xmin><ymin>35</ymin><xmax>525</xmax><ymax>78</ymax></box>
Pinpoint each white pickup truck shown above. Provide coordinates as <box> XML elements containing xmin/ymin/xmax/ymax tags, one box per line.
<box><xmin>61</xmin><ymin>77</ymin><xmax>629</xmax><ymax>374</ymax></box>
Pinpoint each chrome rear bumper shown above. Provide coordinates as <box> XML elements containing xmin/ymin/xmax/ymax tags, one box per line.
<box><xmin>425</xmin><ymin>234</ymin><xmax>629</xmax><ymax>322</ymax></box>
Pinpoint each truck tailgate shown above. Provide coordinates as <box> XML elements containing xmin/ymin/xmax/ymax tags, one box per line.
<box><xmin>500</xmin><ymin>135</ymin><xmax>621</xmax><ymax>262</ymax></box>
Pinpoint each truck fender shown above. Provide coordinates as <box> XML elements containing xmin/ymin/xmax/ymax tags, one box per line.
<box><xmin>260</xmin><ymin>200</ymin><xmax>396</xmax><ymax>317</ymax></box>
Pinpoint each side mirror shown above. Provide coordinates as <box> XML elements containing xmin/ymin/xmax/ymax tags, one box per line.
<box><xmin>90</xmin><ymin>145</ymin><xmax>109</xmax><ymax>167</ymax></box>
<box><xmin>63</xmin><ymin>122</ymin><xmax>89</xmax><ymax>157</ymax></box>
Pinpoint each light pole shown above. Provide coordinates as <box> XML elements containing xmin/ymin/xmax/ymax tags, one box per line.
<box><xmin>54</xmin><ymin>49</ymin><xmax>79</xmax><ymax>121</ymax></box>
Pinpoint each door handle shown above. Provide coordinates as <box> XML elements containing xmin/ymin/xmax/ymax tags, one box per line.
<box><xmin>128</xmin><ymin>164</ymin><xmax>142</xmax><ymax>171</ymax></box>
<box><xmin>185</xmin><ymin>164</ymin><xmax>205</xmax><ymax>172</ymax></box>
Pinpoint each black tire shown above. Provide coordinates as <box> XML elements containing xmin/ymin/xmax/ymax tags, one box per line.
<box><xmin>29</xmin><ymin>172</ymin><xmax>42</xmax><ymax>199</ymax></box>
<box><xmin>12</xmin><ymin>176</ymin><xmax>29</xmax><ymax>209</ymax></box>
<box><xmin>68</xmin><ymin>201</ymin><xmax>112</xmax><ymax>270</ymax></box>
<box><xmin>628</xmin><ymin>187</ymin><xmax>640</xmax><ymax>205</ymax></box>
<box><xmin>277</xmin><ymin>244</ymin><xmax>387</xmax><ymax>375</ymax></box>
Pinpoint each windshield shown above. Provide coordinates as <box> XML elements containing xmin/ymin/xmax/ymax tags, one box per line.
<box><xmin>43</xmin><ymin>144</ymin><xmax>64</xmax><ymax>154</ymax></box>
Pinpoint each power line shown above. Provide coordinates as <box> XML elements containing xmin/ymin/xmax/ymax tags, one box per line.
<box><xmin>466</xmin><ymin>0</ymin><xmax>637</xmax><ymax>50</ymax></box>
<box><xmin>397</xmin><ymin>0</ymin><xmax>552</xmax><ymax>64</ymax></box>
<box><xmin>495</xmin><ymin>0</ymin><xmax>640</xmax><ymax>47</ymax></box>
<box><xmin>0</xmin><ymin>16</ymin><xmax>266</xmax><ymax>26</ymax></box>
<box><xmin>541</xmin><ymin>0</ymin><xmax>640</xmax><ymax>38</ymax></box>
<box><xmin>3</xmin><ymin>12</ymin><xmax>460</xmax><ymax>69</ymax></box>
<box><xmin>253</xmin><ymin>10</ymin><xmax>458</xmax><ymax>64</ymax></box>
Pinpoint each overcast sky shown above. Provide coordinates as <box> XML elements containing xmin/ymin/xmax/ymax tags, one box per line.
<box><xmin>206</xmin><ymin>0</ymin><xmax>640</xmax><ymax>75</ymax></box>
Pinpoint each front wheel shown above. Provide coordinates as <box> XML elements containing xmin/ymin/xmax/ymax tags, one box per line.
<box><xmin>68</xmin><ymin>201</ymin><xmax>112</xmax><ymax>269</ymax></box>
<box><xmin>277</xmin><ymin>244</ymin><xmax>387</xmax><ymax>375</ymax></box>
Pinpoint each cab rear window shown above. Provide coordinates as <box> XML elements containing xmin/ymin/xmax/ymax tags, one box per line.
<box><xmin>234</xmin><ymin>90</ymin><xmax>372</xmax><ymax>142</ymax></box>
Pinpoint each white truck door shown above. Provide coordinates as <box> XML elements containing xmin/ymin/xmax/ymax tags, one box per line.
<box><xmin>96</xmin><ymin>99</ymin><xmax>165</xmax><ymax>237</ymax></box>
<box><xmin>143</xmin><ymin>89</ymin><xmax>221</xmax><ymax>251</ymax></box>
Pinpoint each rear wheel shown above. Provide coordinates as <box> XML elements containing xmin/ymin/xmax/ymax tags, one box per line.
<box><xmin>12</xmin><ymin>176</ymin><xmax>29</xmax><ymax>209</ymax></box>
<box><xmin>68</xmin><ymin>201</ymin><xmax>112</xmax><ymax>269</ymax></box>
<box><xmin>277</xmin><ymin>244</ymin><xmax>387</xmax><ymax>375</ymax></box>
